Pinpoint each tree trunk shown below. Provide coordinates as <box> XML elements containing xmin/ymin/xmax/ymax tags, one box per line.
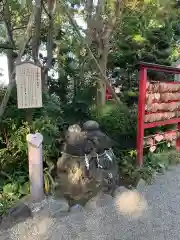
<box><xmin>97</xmin><ymin>40</ymin><xmax>109</xmax><ymax>106</ymax></box>
<box><xmin>6</xmin><ymin>50</ymin><xmax>14</xmax><ymax>81</ymax></box>
<box><xmin>61</xmin><ymin>1</ymin><xmax>120</xmax><ymax>107</ymax></box>
<box><xmin>97</xmin><ymin>58</ymin><xmax>106</xmax><ymax>106</ymax></box>
<box><xmin>43</xmin><ymin>0</ymin><xmax>55</xmax><ymax>91</ymax></box>
<box><xmin>4</xmin><ymin>2</ymin><xmax>15</xmax><ymax>82</ymax></box>
<box><xmin>32</xmin><ymin>3</ymin><xmax>42</xmax><ymax>64</ymax></box>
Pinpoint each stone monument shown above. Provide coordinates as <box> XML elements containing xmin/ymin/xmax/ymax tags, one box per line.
<box><xmin>55</xmin><ymin>120</ymin><xmax>118</xmax><ymax>204</ymax></box>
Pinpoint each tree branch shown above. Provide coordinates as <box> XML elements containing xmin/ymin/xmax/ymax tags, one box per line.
<box><xmin>0</xmin><ymin>5</ymin><xmax>41</xmax><ymax>119</ymax></box>
<box><xmin>95</xmin><ymin>0</ymin><xmax>104</xmax><ymax>22</ymax></box>
<box><xmin>85</xmin><ymin>0</ymin><xmax>93</xmax><ymax>25</ymax></box>
<box><xmin>12</xmin><ymin>26</ymin><xmax>27</xmax><ymax>31</ymax></box>
<box><xmin>3</xmin><ymin>1</ymin><xmax>15</xmax><ymax>48</ymax></box>
<box><xmin>85</xmin><ymin>0</ymin><xmax>93</xmax><ymax>44</ymax></box>
<box><xmin>0</xmin><ymin>43</ymin><xmax>14</xmax><ymax>49</ymax></box>
<box><xmin>102</xmin><ymin>0</ymin><xmax>122</xmax><ymax>40</ymax></box>
<box><xmin>60</xmin><ymin>1</ymin><xmax>120</xmax><ymax>103</ymax></box>
<box><xmin>42</xmin><ymin>0</ymin><xmax>51</xmax><ymax>18</ymax></box>
<box><xmin>32</xmin><ymin>0</ymin><xmax>42</xmax><ymax>63</ymax></box>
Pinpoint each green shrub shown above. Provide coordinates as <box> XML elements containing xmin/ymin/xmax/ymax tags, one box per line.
<box><xmin>117</xmin><ymin>149</ymin><xmax>180</xmax><ymax>188</ymax></box>
<box><xmin>121</xmin><ymin>90</ymin><xmax>138</xmax><ymax>106</ymax></box>
<box><xmin>0</xmin><ymin>88</ymin><xmax>64</xmax><ymax>214</ymax></box>
<box><xmin>91</xmin><ymin>102</ymin><xmax>137</xmax><ymax>149</ymax></box>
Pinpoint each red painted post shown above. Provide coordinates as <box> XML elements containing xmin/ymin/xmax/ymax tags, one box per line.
<box><xmin>106</xmin><ymin>86</ymin><xmax>112</xmax><ymax>100</ymax></box>
<box><xmin>176</xmin><ymin>123</ymin><xmax>180</xmax><ymax>151</ymax></box>
<box><xmin>136</xmin><ymin>66</ymin><xmax>147</xmax><ymax>166</ymax></box>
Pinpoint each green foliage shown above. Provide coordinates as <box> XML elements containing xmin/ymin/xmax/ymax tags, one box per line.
<box><xmin>109</xmin><ymin>0</ymin><xmax>180</xmax><ymax>89</ymax></box>
<box><xmin>117</xmin><ymin>149</ymin><xmax>180</xmax><ymax>188</ymax></box>
<box><xmin>144</xmin><ymin>150</ymin><xmax>180</xmax><ymax>170</ymax></box>
<box><xmin>0</xmin><ymin>115</ymin><xmax>61</xmax><ymax>172</ymax></box>
<box><xmin>0</xmin><ymin>197</ymin><xmax>13</xmax><ymax>216</ymax></box>
<box><xmin>121</xmin><ymin>90</ymin><xmax>138</xmax><ymax>106</ymax></box>
<box><xmin>91</xmin><ymin>102</ymin><xmax>176</xmax><ymax>186</ymax></box>
<box><xmin>118</xmin><ymin>151</ymin><xmax>155</xmax><ymax>186</ymax></box>
<box><xmin>91</xmin><ymin>102</ymin><xmax>137</xmax><ymax>149</ymax></box>
<box><xmin>0</xmin><ymin>178</ymin><xmax>30</xmax><ymax>215</ymax></box>
<box><xmin>0</xmin><ymin>87</ymin><xmax>63</xmax><ymax>215</ymax></box>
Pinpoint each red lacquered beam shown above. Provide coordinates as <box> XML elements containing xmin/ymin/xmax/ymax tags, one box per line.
<box><xmin>144</xmin><ymin>118</ymin><xmax>180</xmax><ymax>129</ymax></box>
<box><xmin>148</xmin><ymin>81</ymin><xmax>180</xmax><ymax>85</ymax></box>
<box><xmin>139</xmin><ymin>62</ymin><xmax>180</xmax><ymax>74</ymax></box>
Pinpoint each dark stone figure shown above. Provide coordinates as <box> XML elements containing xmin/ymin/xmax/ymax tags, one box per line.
<box><xmin>55</xmin><ymin>121</ymin><xmax>118</xmax><ymax>203</ymax></box>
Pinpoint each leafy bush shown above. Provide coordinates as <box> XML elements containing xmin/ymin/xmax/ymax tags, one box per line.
<box><xmin>117</xmin><ymin>149</ymin><xmax>180</xmax><ymax>188</ymax></box>
<box><xmin>0</xmin><ymin>88</ymin><xmax>64</xmax><ymax>215</ymax></box>
<box><xmin>122</xmin><ymin>90</ymin><xmax>138</xmax><ymax>106</ymax></box>
<box><xmin>0</xmin><ymin>117</ymin><xmax>61</xmax><ymax>173</ymax></box>
<box><xmin>91</xmin><ymin>102</ymin><xmax>137</xmax><ymax>149</ymax></box>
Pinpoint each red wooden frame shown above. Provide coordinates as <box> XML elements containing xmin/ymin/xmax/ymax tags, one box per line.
<box><xmin>137</xmin><ymin>62</ymin><xmax>180</xmax><ymax>166</ymax></box>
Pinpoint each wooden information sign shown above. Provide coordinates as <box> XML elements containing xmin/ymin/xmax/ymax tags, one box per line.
<box><xmin>16</xmin><ymin>62</ymin><xmax>42</xmax><ymax>109</ymax></box>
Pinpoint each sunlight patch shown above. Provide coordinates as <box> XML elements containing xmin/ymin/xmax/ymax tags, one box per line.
<box><xmin>114</xmin><ymin>190</ymin><xmax>147</xmax><ymax>218</ymax></box>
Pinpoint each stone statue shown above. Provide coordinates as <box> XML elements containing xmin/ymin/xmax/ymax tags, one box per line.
<box><xmin>55</xmin><ymin>121</ymin><xmax>118</xmax><ymax>203</ymax></box>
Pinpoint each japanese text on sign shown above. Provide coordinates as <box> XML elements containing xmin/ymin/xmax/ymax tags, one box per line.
<box><xmin>16</xmin><ymin>62</ymin><xmax>42</xmax><ymax>109</ymax></box>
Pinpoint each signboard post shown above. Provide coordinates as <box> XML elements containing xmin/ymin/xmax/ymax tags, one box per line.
<box><xmin>27</xmin><ymin>133</ymin><xmax>44</xmax><ymax>202</ymax></box>
<box><xmin>15</xmin><ymin>62</ymin><xmax>42</xmax><ymax>109</ymax></box>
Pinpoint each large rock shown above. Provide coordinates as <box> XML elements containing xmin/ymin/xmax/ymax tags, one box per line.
<box><xmin>0</xmin><ymin>202</ymin><xmax>32</xmax><ymax>228</ymax></box>
<box><xmin>7</xmin><ymin>202</ymin><xmax>32</xmax><ymax>219</ymax></box>
<box><xmin>31</xmin><ymin>197</ymin><xmax>69</xmax><ymax>218</ymax></box>
<box><xmin>136</xmin><ymin>178</ymin><xmax>146</xmax><ymax>192</ymax></box>
<box><xmin>82</xmin><ymin>120</ymin><xmax>100</xmax><ymax>131</ymax></box>
<box><xmin>85</xmin><ymin>193</ymin><xmax>113</xmax><ymax>210</ymax></box>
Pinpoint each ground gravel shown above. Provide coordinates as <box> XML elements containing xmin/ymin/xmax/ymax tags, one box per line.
<box><xmin>1</xmin><ymin>165</ymin><xmax>180</xmax><ymax>240</ymax></box>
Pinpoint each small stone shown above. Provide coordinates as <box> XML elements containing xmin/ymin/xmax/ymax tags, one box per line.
<box><xmin>1</xmin><ymin>203</ymin><xmax>32</xmax><ymax>226</ymax></box>
<box><xmin>82</xmin><ymin>120</ymin><xmax>99</xmax><ymax>131</ymax></box>
<box><xmin>137</xmin><ymin>179</ymin><xmax>146</xmax><ymax>191</ymax></box>
<box><xmin>70</xmin><ymin>204</ymin><xmax>84</xmax><ymax>213</ymax></box>
<box><xmin>7</xmin><ymin>202</ymin><xmax>31</xmax><ymax>218</ymax></box>
<box><xmin>113</xmin><ymin>186</ymin><xmax>128</xmax><ymax>198</ymax></box>
<box><xmin>85</xmin><ymin>193</ymin><xmax>113</xmax><ymax>210</ymax></box>
<box><xmin>32</xmin><ymin>197</ymin><xmax>69</xmax><ymax>218</ymax></box>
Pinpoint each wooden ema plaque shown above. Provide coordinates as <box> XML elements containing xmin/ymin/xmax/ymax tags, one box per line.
<box><xmin>16</xmin><ymin>62</ymin><xmax>42</xmax><ymax>109</ymax></box>
<box><xmin>137</xmin><ymin>62</ymin><xmax>180</xmax><ymax>166</ymax></box>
